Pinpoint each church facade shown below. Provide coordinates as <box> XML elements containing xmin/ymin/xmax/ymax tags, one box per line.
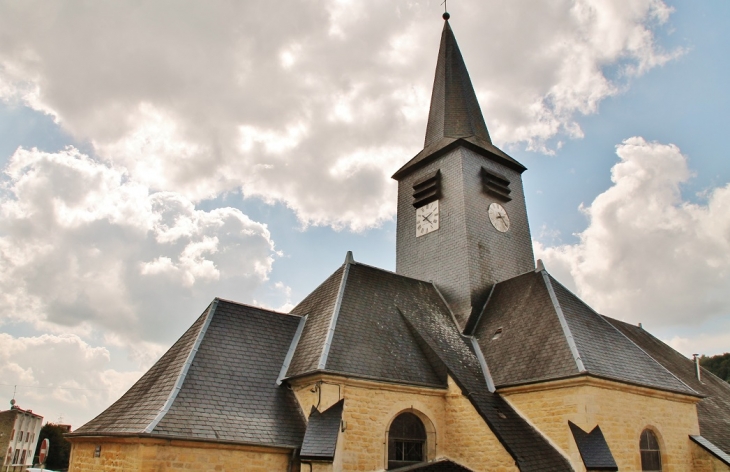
<box><xmin>67</xmin><ymin>15</ymin><xmax>730</xmax><ymax>472</ymax></box>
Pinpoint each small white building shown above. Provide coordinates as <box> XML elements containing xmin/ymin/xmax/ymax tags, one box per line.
<box><xmin>0</xmin><ymin>400</ymin><xmax>43</xmax><ymax>472</ymax></box>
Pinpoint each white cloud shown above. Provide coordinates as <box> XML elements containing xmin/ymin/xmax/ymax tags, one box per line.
<box><xmin>535</xmin><ymin>137</ymin><xmax>730</xmax><ymax>336</ymax></box>
<box><xmin>0</xmin><ymin>147</ymin><xmax>276</xmax><ymax>346</ymax></box>
<box><xmin>667</xmin><ymin>331</ymin><xmax>730</xmax><ymax>359</ymax></box>
<box><xmin>0</xmin><ymin>0</ymin><xmax>680</xmax><ymax>230</ymax></box>
<box><xmin>0</xmin><ymin>333</ymin><xmax>142</xmax><ymax>428</ymax></box>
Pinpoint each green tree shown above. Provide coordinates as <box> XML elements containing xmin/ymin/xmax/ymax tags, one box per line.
<box><xmin>700</xmin><ymin>352</ymin><xmax>730</xmax><ymax>383</ymax></box>
<box><xmin>33</xmin><ymin>423</ymin><xmax>71</xmax><ymax>470</ymax></box>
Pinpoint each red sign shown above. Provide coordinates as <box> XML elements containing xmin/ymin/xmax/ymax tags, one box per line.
<box><xmin>39</xmin><ymin>438</ymin><xmax>50</xmax><ymax>464</ymax></box>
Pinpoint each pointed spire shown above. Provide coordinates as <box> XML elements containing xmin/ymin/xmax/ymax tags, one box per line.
<box><xmin>424</xmin><ymin>19</ymin><xmax>491</xmax><ymax>148</ymax></box>
<box><xmin>391</xmin><ymin>17</ymin><xmax>525</xmax><ymax>180</ymax></box>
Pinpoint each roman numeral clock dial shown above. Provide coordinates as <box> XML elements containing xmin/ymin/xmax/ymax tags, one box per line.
<box><xmin>416</xmin><ymin>200</ymin><xmax>439</xmax><ymax>237</ymax></box>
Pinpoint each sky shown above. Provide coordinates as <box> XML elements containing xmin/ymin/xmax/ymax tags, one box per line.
<box><xmin>0</xmin><ymin>0</ymin><xmax>728</xmax><ymax>429</ymax></box>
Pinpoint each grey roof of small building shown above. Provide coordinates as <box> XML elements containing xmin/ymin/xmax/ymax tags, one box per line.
<box><xmin>286</xmin><ymin>260</ymin><xmax>447</xmax><ymax>388</ymax></box>
<box><xmin>392</xmin><ymin>20</ymin><xmax>525</xmax><ymax>181</ymax></box>
<box><xmin>606</xmin><ymin>317</ymin><xmax>730</xmax><ymax>455</ymax></box>
<box><xmin>71</xmin><ymin>299</ymin><xmax>306</xmax><ymax>448</ymax></box>
<box><xmin>568</xmin><ymin>422</ymin><xmax>617</xmax><ymax>471</ymax></box>
<box><xmin>473</xmin><ymin>269</ymin><xmax>697</xmax><ymax>396</ymax></box>
<box><xmin>300</xmin><ymin>400</ymin><xmax>343</xmax><ymax>460</ymax></box>
<box><xmin>389</xmin><ymin>459</ymin><xmax>474</xmax><ymax>471</ymax></box>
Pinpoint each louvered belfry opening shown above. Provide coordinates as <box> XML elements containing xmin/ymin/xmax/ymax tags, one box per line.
<box><xmin>387</xmin><ymin>412</ymin><xmax>426</xmax><ymax>470</ymax></box>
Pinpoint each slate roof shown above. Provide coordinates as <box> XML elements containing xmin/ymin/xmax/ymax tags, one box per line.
<box><xmin>70</xmin><ymin>299</ymin><xmax>306</xmax><ymax>448</ymax></box>
<box><xmin>397</xmin><ymin>283</ymin><xmax>573</xmax><ymax>471</ymax></box>
<box><xmin>473</xmin><ymin>268</ymin><xmax>697</xmax><ymax>396</ymax></box>
<box><xmin>392</xmin><ymin>20</ymin><xmax>525</xmax><ymax>180</ymax></box>
<box><xmin>606</xmin><ymin>317</ymin><xmax>730</xmax><ymax>455</ymax></box>
<box><xmin>286</xmin><ymin>259</ymin><xmax>447</xmax><ymax>388</ymax></box>
<box><xmin>568</xmin><ymin>422</ymin><xmax>617</xmax><ymax>471</ymax></box>
<box><xmin>300</xmin><ymin>400</ymin><xmax>343</xmax><ymax>460</ymax></box>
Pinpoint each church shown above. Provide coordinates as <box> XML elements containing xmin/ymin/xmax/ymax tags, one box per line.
<box><xmin>66</xmin><ymin>14</ymin><xmax>730</xmax><ymax>472</ymax></box>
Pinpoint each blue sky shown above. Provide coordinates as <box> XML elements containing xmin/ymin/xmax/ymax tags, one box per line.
<box><xmin>0</xmin><ymin>0</ymin><xmax>728</xmax><ymax>428</ymax></box>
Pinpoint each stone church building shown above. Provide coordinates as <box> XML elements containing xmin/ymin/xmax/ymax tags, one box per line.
<box><xmin>67</xmin><ymin>15</ymin><xmax>730</xmax><ymax>472</ymax></box>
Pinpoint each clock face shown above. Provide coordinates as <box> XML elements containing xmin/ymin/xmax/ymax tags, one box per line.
<box><xmin>416</xmin><ymin>200</ymin><xmax>439</xmax><ymax>237</ymax></box>
<box><xmin>488</xmin><ymin>203</ymin><xmax>510</xmax><ymax>232</ymax></box>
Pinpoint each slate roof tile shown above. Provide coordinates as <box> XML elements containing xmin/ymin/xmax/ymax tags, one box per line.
<box><xmin>606</xmin><ymin>317</ymin><xmax>730</xmax><ymax>455</ymax></box>
<box><xmin>568</xmin><ymin>422</ymin><xmax>617</xmax><ymax>471</ymax></box>
<box><xmin>300</xmin><ymin>400</ymin><xmax>343</xmax><ymax>460</ymax></box>
<box><xmin>397</xmin><ymin>285</ymin><xmax>573</xmax><ymax>471</ymax></box>
<box><xmin>392</xmin><ymin>20</ymin><xmax>524</xmax><ymax>180</ymax></box>
<box><xmin>473</xmin><ymin>270</ymin><xmax>697</xmax><ymax>396</ymax></box>
<box><xmin>474</xmin><ymin>270</ymin><xmax>578</xmax><ymax>386</ymax></box>
<box><xmin>287</xmin><ymin>266</ymin><xmax>345</xmax><ymax>376</ymax></box>
<box><xmin>551</xmin><ymin>276</ymin><xmax>693</xmax><ymax>394</ymax></box>
<box><xmin>71</xmin><ymin>300</ymin><xmax>306</xmax><ymax>448</ymax></box>
<box><xmin>72</xmin><ymin>306</ymin><xmax>209</xmax><ymax>435</ymax></box>
<box><xmin>324</xmin><ymin>263</ymin><xmax>446</xmax><ymax>386</ymax></box>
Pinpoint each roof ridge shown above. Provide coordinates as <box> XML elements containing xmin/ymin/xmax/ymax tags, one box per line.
<box><xmin>349</xmin><ymin>259</ymin><xmax>441</xmax><ymax>285</ymax></box>
<box><xmin>214</xmin><ymin>297</ymin><xmax>301</xmax><ymax>318</ymax></box>
<box><xmin>144</xmin><ymin>299</ymin><xmax>218</xmax><ymax>434</ymax></box>
<box><xmin>277</xmin><ymin>314</ymin><xmax>308</xmax><ymax>385</ymax></box>
<box><xmin>594</xmin><ymin>312</ymin><xmax>699</xmax><ymax>396</ymax></box>
<box><xmin>547</xmin><ymin>274</ymin><xmax>699</xmax><ymax>396</ymax></box>
<box><xmin>317</xmin><ymin>256</ymin><xmax>353</xmax><ymax>370</ymax></box>
<box><xmin>540</xmin><ymin>270</ymin><xmax>586</xmax><ymax>373</ymax></box>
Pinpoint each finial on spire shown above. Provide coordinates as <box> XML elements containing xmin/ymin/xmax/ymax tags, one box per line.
<box><xmin>441</xmin><ymin>0</ymin><xmax>449</xmax><ymax>20</ymax></box>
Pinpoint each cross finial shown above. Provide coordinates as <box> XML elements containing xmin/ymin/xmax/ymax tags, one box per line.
<box><xmin>441</xmin><ymin>0</ymin><xmax>450</xmax><ymax>20</ymax></box>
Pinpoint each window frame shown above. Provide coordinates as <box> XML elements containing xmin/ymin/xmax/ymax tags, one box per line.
<box><xmin>384</xmin><ymin>409</ymin><xmax>436</xmax><ymax>471</ymax></box>
<box><xmin>639</xmin><ymin>428</ymin><xmax>663</xmax><ymax>472</ymax></box>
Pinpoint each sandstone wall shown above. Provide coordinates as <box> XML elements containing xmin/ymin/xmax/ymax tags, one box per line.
<box><xmin>69</xmin><ymin>437</ymin><xmax>291</xmax><ymax>472</ymax></box>
<box><xmin>502</xmin><ymin>378</ymin><xmax>701</xmax><ymax>471</ymax></box>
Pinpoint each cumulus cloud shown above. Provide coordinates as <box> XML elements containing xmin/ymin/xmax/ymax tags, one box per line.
<box><xmin>0</xmin><ymin>147</ymin><xmax>277</xmax><ymax>345</ymax></box>
<box><xmin>0</xmin><ymin>0</ymin><xmax>680</xmax><ymax>230</ymax></box>
<box><xmin>536</xmin><ymin>137</ymin><xmax>730</xmax><ymax>335</ymax></box>
<box><xmin>0</xmin><ymin>333</ymin><xmax>141</xmax><ymax>428</ymax></box>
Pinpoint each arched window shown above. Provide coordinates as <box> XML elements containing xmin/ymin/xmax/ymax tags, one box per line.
<box><xmin>388</xmin><ymin>412</ymin><xmax>426</xmax><ymax>470</ymax></box>
<box><xmin>640</xmin><ymin>429</ymin><xmax>662</xmax><ymax>471</ymax></box>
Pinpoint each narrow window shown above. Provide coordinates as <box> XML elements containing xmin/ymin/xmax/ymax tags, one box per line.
<box><xmin>20</xmin><ymin>450</ymin><xmax>26</xmax><ymax>464</ymax></box>
<box><xmin>5</xmin><ymin>448</ymin><xmax>11</xmax><ymax>465</ymax></box>
<box><xmin>12</xmin><ymin>449</ymin><xmax>19</xmax><ymax>464</ymax></box>
<box><xmin>640</xmin><ymin>429</ymin><xmax>662</xmax><ymax>471</ymax></box>
<box><xmin>388</xmin><ymin>412</ymin><xmax>426</xmax><ymax>470</ymax></box>
<box><xmin>9</xmin><ymin>430</ymin><xmax>14</xmax><ymax>441</ymax></box>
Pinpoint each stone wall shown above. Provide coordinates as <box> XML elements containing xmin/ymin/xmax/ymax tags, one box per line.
<box><xmin>691</xmin><ymin>441</ymin><xmax>730</xmax><ymax>472</ymax></box>
<box><xmin>501</xmin><ymin>377</ymin><xmax>702</xmax><ymax>471</ymax></box>
<box><xmin>291</xmin><ymin>375</ymin><xmax>517</xmax><ymax>472</ymax></box>
<box><xmin>442</xmin><ymin>377</ymin><xmax>519</xmax><ymax>472</ymax></box>
<box><xmin>69</xmin><ymin>437</ymin><xmax>291</xmax><ymax>472</ymax></box>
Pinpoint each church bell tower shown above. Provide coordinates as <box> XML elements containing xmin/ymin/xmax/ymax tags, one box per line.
<box><xmin>394</xmin><ymin>14</ymin><xmax>535</xmax><ymax>329</ymax></box>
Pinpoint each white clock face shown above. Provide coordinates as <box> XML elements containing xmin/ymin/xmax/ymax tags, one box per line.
<box><xmin>488</xmin><ymin>203</ymin><xmax>510</xmax><ymax>232</ymax></box>
<box><xmin>416</xmin><ymin>200</ymin><xmax>440</xmax><ymax>237</ymax></box>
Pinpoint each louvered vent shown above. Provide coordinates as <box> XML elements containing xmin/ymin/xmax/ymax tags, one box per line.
<box><xmin>412</xmin><ymin>169</ymin><xmax>441</xmax><ymax>208</ymax></box>
<box><xmin>481</xmin><ymin>167</ymin><xmax>511</xmax><ymax>202</ymax></box>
